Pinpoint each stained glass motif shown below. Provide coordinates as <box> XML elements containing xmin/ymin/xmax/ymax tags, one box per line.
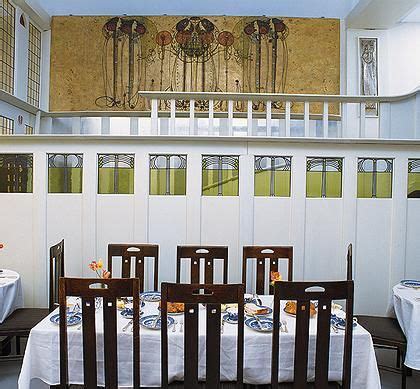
<box><xmin>150</xmin><ymin>154</ymin><xmax>186</xmax><ymax>195</ymax></box>
<box><xmin>357</xmin><ymin>158</ymin><xmax>393</xmax><ymax>198</ymax></box>
<box><xmin>0</xmin><ymin>0</ymin><xmax>15</xmax><ymax>94</ymax></box>
<box><xmin>48</xmin><ymin>154</ymin><xmax>83</xmax><ymax>193</ymax></box>
<box><xmin>202</xmin><ymin>155</ymin><xmax>239</xmax><ymax>196</ymax></box>
<box><xmin>0</xmin><ymin>154</ymin><xmax>33</xmax><ymax>193</ymax></box>
<box><xmin>306</xmin><ymin>157</ymin><xmax>342</xmax><ymax>198</ymax></box>
<box><xmin>255</xmin><ymin>156</ymin><xmax>291</xmax><ymax>197</ymax></box>
<box><xmin>408</xmin><ymin>159</ymin><xmax>420</xmax><ymax>198</ymax></box>
<box><xmin>98</xmin><ymin>154</ymin><xmax>134</xmax><ymax>194</ymax></box>
<box><xmin>27</xmin><ymin>23</ymin><xmax>41</xmax><ymax>107</ymax></box>
<box><xmin>0</xmin><ymin>115</ymin><xmax>13</xmax><ymax>134</ymax></box>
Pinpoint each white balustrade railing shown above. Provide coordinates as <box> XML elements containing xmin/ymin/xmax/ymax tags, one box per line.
<box><xmin>2</xmin><ymin>88</ymin><xmax>420</xmax><ymax>139</ymax></box>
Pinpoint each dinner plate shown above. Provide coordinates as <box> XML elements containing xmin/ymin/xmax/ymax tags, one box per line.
<box><xmin>223</xmin><ymin>313</ymin><xmax>238</xmax><ymax>324</ymax></box>
<box><xmin>245</xmin><ymin>317</ymin><xmax>274</xmax><ymax>332</ymax></box>
<box><xmin>330</xmin><ymin>314</ymin><xmax>357</xmax><ymax>330</ymax></box>
<box><xmin>140</xmin><ymin>315</ymin><xmax>174</xmax><ymax>330</ymax></box>
<box><xmin>400</xmin><ymin>279</ymin><xmax>420</xmax><ymax>289</ymax></box>
<box><xmin>50</xmin><ymin>313</ymin><xmax>82</xmax><ymax>326</ymax></box>
<box><xmin>120</xmin><ymin>306</ymin><xmax>145</xmax><ymax>319</ymax></box>
<box><xmin>140</xmin><ymin>291</ymin><xmax>161</xmax><ymax>302</ymax></box>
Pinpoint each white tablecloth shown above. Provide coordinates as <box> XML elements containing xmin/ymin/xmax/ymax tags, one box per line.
<box><xmin>0</xmin><ymin>269</ymin><xmax>23</xmax><ymax>324</ymax></box>
<box><xmin>18</xmin><ymin>296</ymin><xmax>381</xmax><ymax>388</ymax></box>
<box><xmin>392</xmin><ymin>284</ymin><xmax>420</xmax><ymax>370</ymax></box>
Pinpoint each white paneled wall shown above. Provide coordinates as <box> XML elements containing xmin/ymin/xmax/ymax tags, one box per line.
<box><xmin>0</xmin><ymin>137</ymin><xmax>419</xmax><ymax>316</ymax></box>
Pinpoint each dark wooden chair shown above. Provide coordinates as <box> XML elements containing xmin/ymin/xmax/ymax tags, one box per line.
<box><xmin>242</xmin><ymin>246</ymin><xmax>293</xmax><ymax>295</ymax></box>
<box><xmin>50</xmin><ymin>239</ymin><xmax>65</xmax><ymax>312</ymax></box>
<box><xmin>346</xmin><ymin>243</ymin><xmax>352</xmax><ymax>281</ymax></box>
<box><xmin>161</xmin><ymin>282</ymin><xmax>244</xmax><ymax>388</ymax></box>
<box><xmin>108</xmin><ymin>243</ymin><xmax>159</xmax><ymax>292</ymax></box>
<box><xmin>271</xmin><ymin>280</ymin><xmax>354</xmax><ymax>388</ymax></box>
<box><xmin>58</xmin><ymin>277</ymin><xmax>140</xmax><ymax>388</ymax></box>
<box><xmin>176</xmin><ymin>246</ymin><xmax>228</xmax><ymax>284</ymax></box>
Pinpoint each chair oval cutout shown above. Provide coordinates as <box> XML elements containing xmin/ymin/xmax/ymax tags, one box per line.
<box><xmin>305</xmin><ymin>286</ymin><xmax>325</xmax><ymax>293</ymax></box>
<box><xmin>89</xmin><ymin>283</ymin><xmax>109</xmax><ymax>289</ymax></box>
<box><xmin>195</xmin><ymin>248</ymin><xmax>209</xmax><ymax>254</ymax></box>
<box><xmin>127</xmin><ymin>247</ymin><xmax>141</xmax><ymax>252</ymax></box>
<box><xmin>261</xmin><ymin>249</ymin><xmax>274</xmax><ymax>254</ymax></box>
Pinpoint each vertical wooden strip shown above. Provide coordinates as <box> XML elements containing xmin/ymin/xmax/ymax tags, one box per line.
<box><xmin>323</xmin><ymin>101</ymin><xmax>329</xmax><ymax>138</ymax></box>
<box><xmin>314</xmin><ymin>299</ymin><xmax>332</xmax><ymax>389</ymax></box>
<box><xmin>161</xmin><ymin>284</ymin><xmax>169</xmax><ymax>388</ymax></box>
<box><xmin>121</xmin><ymin>254</ymin><xmax>131</xmax><ymax>278</ymax></box>
<box><xmin>204</xmin><ymin>258</ymin><xmax>214</xmax><ymax>284</ymax></box>
<box><xmin>269</xmin><ymin>259</ymin><xmax>278</xmax><ymax>295</ymax></box>
<box><xmin>59</xmin><ymin>279</ymin><xmax>68</xmax><ymax>388</ymax></box>
<box><xmin>256</xmin><ymin>259</ymin><xmax>265</xmax><ymax>295</ymax></box>
<box><xmin>223</xmin><ymin>252</ymin><xmax>228</xmax><ymax>285</ymax></box>
<box><xmin>184</xmin><ymin>303</ymin><xmax>199</xmax><ymax>388</ymax></box>
<box><xmin>135</xmin><ymin>255</ymin><xmax>145</xmax><ymax>292</ymax></box>
<box><xmin>285</xmin><ymin>101</ymin><xmax>291</xmax><ymax>137</ymax></box>
<box><xmin>304</xmin><ymin>102</ymin><xmax>310</xmax><ymax>137</ymax></box>
<box><xmin>271</xmin><ymin>284</ymin><xmax>281</xmax><ymax>388</ymax></box>
<box><xmin>206</xmin><ymin>304</ymin><xmax>221</xmax><ymax>389</ymax></box>
<box><xmin>190</xmin><ymin>258</ymin><xmax>200</xmax><ymax>284</ymax></box>
<box><xmin>242</xmin><ymin>252</ymin><xmax>247</xmax><ymax>291</ymax></box>
<box><xmin>294</xmin><ymin>300</ymin><xmax>310</xmax><ymax>387</ymax></box>
<box><xmin>176</xmin><ymin>247</ymin><xmax>181</xmax><ymax>283</ymax></box>
<box><xmin>342</xmin><ymin>282</ymin><xmax>354</xmax><ymax>389</ymax></box>
<box><xmin>103</xmin><ymin>297</ymin><xmax>118</xmax><ymax>389</ymax></box>
<box><xmin>154</xmin><ymin>248</ymin><xmax>159</xmax><ymax>291</ymax></box>
<box><xmin>237</xmin><ymin>284</ymin><xmax>245</xmax><ymax>388</ymax></box>
<box><xmin>133</xmin><ymin>279</ymin><xmax>140</xmax><ymax>388</ymax></box>
<box><xmin>81</xmin><ymin>296</ymin><xmax>97</xmax><ymax>388</ymax></box>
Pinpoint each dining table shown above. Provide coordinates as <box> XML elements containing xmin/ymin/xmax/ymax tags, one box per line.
<box><xmin>18</xmin><ymin>295</ymin><xmax>381</xmax><ymax>388</ymax></box>
<box><xmin>0</xmin><ymin>269</ymin><xmax>23</xmax><ymax>324</ymax></box>
<box><xmin>392</xmin><ymin>281</ymin><xmax>420</xmax><ymax>370</ymax></box>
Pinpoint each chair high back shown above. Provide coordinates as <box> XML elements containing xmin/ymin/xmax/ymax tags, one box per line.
<box><xmin>271</xmin><ymin>280</ymin><xmax>354</xmax><ymax>389</ymax></box>
<box><xmin>176</xmin><ymin>246</ymin><xmax>228</xmax><ymax>284</ymax></box>
<box><xmin>161</xmin><ymin>282</ymin><xmax>244</xmax><ymax>388</ymax></box>
<box><xmin>49</xmin><ymin>239</ymin><xmax>64</xmax><ymax>312</ymax></box>
<box><xmin>242</xmin><ymin>246</ymin><xmax>293</xmax><ymax>295</ymax></box>
<box><xmin>58</xmin><ymin>277</ymin><xmax>140</xmax><ymax>389</ymax></box>
<box><xmin>347</xmin><ymin>243</ymin><xmax>353</xmax><ymax>281</ymax></box>
<box><xmin>108</xmin><ymin>243</ymin><xmax>159</xmax><ymax>292</ymax></box>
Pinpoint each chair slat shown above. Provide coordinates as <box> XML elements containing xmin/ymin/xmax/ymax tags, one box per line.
<box><xmin>315</xmin><ymin>299</ymin><xmax>332</xmax><ymax>388</ymax></box>
<box><xmin>184</xmin><ymin>303</ymin><xmax>199</xmax><ymax>388</ymax></box>
<box><xmin>294</xmin><ymin>300</ymin><xmax>310</xmax><ymax>387</ymax></box>
<box><xmin>50</xmin><ymin>239</ymin><xmax>65</xmax><ymax>312</ymax></box>
<box><xmin>81</xmin><ymin>296</ymin><xmax>98</xmax><ymax>388</ymax></box>
<box><xmin>206</xmin><ymin>303</ymin><xmax>221</xmax><ymax>389</ymax></box>
<box><xmin>103</xmin><ymin>297</ymin><xmax>118</xmax><ymax>389</ymax></box>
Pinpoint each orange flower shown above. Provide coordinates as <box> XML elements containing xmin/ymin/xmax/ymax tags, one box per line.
<box><xmin>102</xmin><ymin>270</ymin><xmax>111</xmax><ymax>279</ymax></box>
<box><xmin>270</xmin><ymin>271</ymin><xmax>282</xmax><ymax>286</ymax></box>
<box><xmin>88</xmin><ymin>261</ymin><xmax>98</xmax><ymax>271</ymax></box>
<box><xmin>97</xmin><ymin>259</ymin><xmax>103</xmax><ymax>270</ymax></box>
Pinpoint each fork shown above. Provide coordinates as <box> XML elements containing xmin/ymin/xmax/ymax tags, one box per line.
<box><xmin>122</xmin><ymin>319</ymin><xmax>133</xmax><ymax>332</ymax></box>
<box><xmin>281</xmin><ymin>319</ymin><xmax>288</xmax><ymax>333</ymax></box>
<box><xmin>172</xmin><ymin>320</ymin><xmax>177</xmax><ymax>332</ymax></box>
<box><xmin>179</xmin><ymin>322</ymin><xmax>184</xmax><ymax>333</ymax></box>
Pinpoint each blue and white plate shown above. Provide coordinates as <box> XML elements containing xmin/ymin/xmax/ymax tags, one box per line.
<box><xmin>331</xmin><ymin>314</ymin><xmax>357</xmax><ymax>330</ymax></box>
<box><xmin>245</xmin><ymin>317</ymin><xmax>274</xmax><ymax>332</ymax></box>
<box><xmin>223</xmin><ymin>312</ymin><xmax>238</xmax><ymax>324</ymax></box>
<box><xmin>245</xmin><ymin>305</ymin><xmax>272</xmax><ymax>317</ymax></box>
<box><xmin>50</xmin><ymin>313</ymin><xmax>82</xmax><ymax>326</ymax></box>
<box><xmin>140</xmin><ymin>291</ymin><xmax>161</xmax><ymax>302</ymax></box>
<box><xmin>140</xmin><ymin>315</ymin><xmax>174</xmax><ymax>330</ymax></box>
<box><xmin>400</xmin><ymin>279</ymin><xmax>420</xmax><ymax>289</ymax></box>
<box><xmin>120</xmin><ymin>304</ymin><xmax>145</xmax><ymax>319</ymax></box>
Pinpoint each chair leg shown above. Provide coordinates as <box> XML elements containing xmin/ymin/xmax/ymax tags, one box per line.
<box><xmin>16</xmin><ymin>336</ymin><xmax>21</xmax><ymax>355</ymax></box>
<box><xmin>396</xmin><ymin>348</ymin><xmax>401</xmax><ymax>368</ymax></box>
<box><xmin>407</xmin><ymin>367</ymin><xmax>412</xmax><ymax>377</ymax></box>
<box><xmin>402</xmin><ymin>364</ymin><xmax>407</xmax><ymax>389</ymax></box>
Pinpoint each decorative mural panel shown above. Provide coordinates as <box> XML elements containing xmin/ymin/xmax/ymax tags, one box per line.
<box><xmin>0</xmin><ymin>154</ymin><xmax>33</xmax><ymax>193</ymax></box>
<box><xmin>306</xmin><ymin>157</ymin><xmax>342</xmax><ymax>198</ymax></box>
<box><xmin>359</xmin><ymin>38</ymin><xmax>378</xmax><ymax>116</ymax></box>
<box><xmin>48</xmin><ymin>153</ymin><xmax>83</xmax><ymax>193</ymax></box>
<box><xmin>408</xmin><ymin>159</ymin><xmax>420</xmax><ymax>198</ymax></box>
<box><xmin>254</xmin><ymin>156</ymin><xmax>291</xmax><ymax>197</ymax></box>
<box><xmin>149</xmin><ymin>154</ymin><xmax>187</xmax><ymax>195</ymax></box>
<box><xmin>357</xmin><ymin>158</ymin><xmax>393</xmax><ymax>198</ymax></box>
<box><xmin>49</xmin><ymin>16</ymin><xmax>340</xmax><ymax>112</ymax></box>
<box><xmin>202</xmin><ymin>155</ymin><xmax>239</xmax><ymax>196</ymax></box>
<box><xmin>98</xmin><ymin>154</ymin><xmax>134</xmax><ymax>194</ymax></box>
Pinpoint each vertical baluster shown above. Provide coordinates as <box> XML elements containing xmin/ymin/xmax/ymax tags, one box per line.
<box><xmin>228</xmin><ymin>100</ymin><xmax>233</xmax><ymax>136</ymax></box>
<box><xmin>323</xmin><ymin>101</ymin><xmax>329</xmax><ymax>138</ymax></box>
<box><xmin>208</xmin><ymin>99</ymin><xmax>214</xmax><ymax>136</ymax></box>
<box><xmin>130</xmin><ymin>117</ymin><xmax>138</xmax><ymax>136</ymax></box>
<box><xmin>304</xmin><ymin>101</ymin><xmax>310</xmax><ymax>137</ymax></box>
<box><xmin>189</xmin><ymin>99</ymin><xmax>195</xmax><ymax>136</ymax></box>
<box><xmin>266</xmin><ymin>100</ymin><xmax>272</xmax><ymax>137</ymax></box>
<box><xmin>101</xmin><ymin>117</ymin><xmax>110</xmax><ymax>135</ymax></box>
<box><xmin>247</xmin><ymin>100</ymin><xmax>253</xmax><ymax>136</ymax></box>
<box><xmin>360</xmin><ymin>102</ymin><xmax>366</xmax><ymax>138</ymax></box>
<box><xmin>72</xmin><ymin>117</ymin><xmax>81</xmax><ymax>135</ymax></box>
<box><xmin>151</xmin><ymin>99</ymin><xmax>158</xmax><ymax>135</ymax></box>
<box><xmin>170</xmin><ymin>99</ymin><xmax>176</xmax><ymax>135</ymax></box>
<box><xmin>285</xmin><ymin>101</ymin><xmax>291</xmax><ymax>137</ymax></box>
<box><xmin>34</xmin><ymin>111</ymin><xmax>41</xmax><ymax>134</ymax></box>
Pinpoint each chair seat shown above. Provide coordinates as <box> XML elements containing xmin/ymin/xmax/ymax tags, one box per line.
<box><xmin>0</xmin><ymin>308</ymin><xmax>49</xmax><ymax>337</ymax></box>
<box><xmin>356</xmin><ymin>315</ymin><xmax>406</xmax><ymax>345</ymax></box>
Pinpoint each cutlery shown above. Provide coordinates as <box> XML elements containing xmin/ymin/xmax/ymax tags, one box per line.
<box><xmin>179</xmin><ymin>322</ymin><xmax>184</xmax><ymax>333</ymax></box>
<box><xmin>152</xmin><ymin>313</ymin><xmax>161</xmax><ymax>329</ymax></box>
<box><xmin>331</xmin><ymin>325</ymin><xmax>338</xmax><ymax>333</ymax></box>
<box><xmin>122</xmin><ymin>319</ymin><xmax>133</xmax><ymax>332</ymax></box>
<box><xmin>281</xmin><ymin>319</ymin><xmax>288</xmax><ymax>333</ymax></box>
<box><xmin>76</xmin><ymin>324</ymin><xmax>82</xmax><ymax>331</ymax></box>
<box><xmin>253</xmin><ymin>293</ymin><xmax>263</xmax><ymax>306</ymax></box>
<box><xmin>221</xmin><ymin>320</ymin><xmax>224</xmax><ymax>334</ymax></box>
<box><xmin>252</xmin><ymin>314</ymin><xmax>263</xmax><ymax>330</ymax></box>
<box><xmin>172</xmin><ymin>320</ymin><xmax>177</xmax><ymax>332</ymax></box>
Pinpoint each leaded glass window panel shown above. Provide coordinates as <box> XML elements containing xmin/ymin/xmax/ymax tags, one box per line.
<box><xmin>98</xmin><ymin>154</ymin><xmax>134</xmax><ymax>194</ymax></box>
<box><xmin>357</xmin><ymin>158</ymin><xmax>393</xmax><ymax>198</ymax></box>
<box><xmin>48</xmin><ymin>154</ymin><xmax>83</xmax><ymax>193</ymax></box>
<box><xmin>255</xmin><ymin>156</ymin><xmax>291</xmax><ymax>197</ymax></box>
<box><xmin>306</xmin><ymin>157</ymin><xmax>342</xmax><ymax>198</ymax></box>
<box><xmin>408</xmin><ymin>159</ymin><xmax>420</xmax><ymax>198</ymax></box>
<box><xmin>150</xmin><ymin>154</ymin><xmax>186</xmax><ymax>195</ymax></box>
<box><xmin>0</xmin><ymin>0</ymin><xmax>15</xmax><ymax>94</ymax></box>
<box><xmin>0</xmin><ymin>154</ymin><xmax>32</xmax><ymax>193</ymax></box>
<box><xmin>27</xmin><ymin>23</ymin><xmax>41</xmax><ymax>107</ymax></box>
<box><xmin>202</xmin><ymin>155</ymin><xmax>239</xmax><ymax>196</ymax></box>
<box><xmin>0</xmin><ymin>114</ymin><xmax>13</xmax><ymax>134</ymax></box>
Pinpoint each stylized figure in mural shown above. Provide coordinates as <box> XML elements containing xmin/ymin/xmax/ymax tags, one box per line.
<box><xmin>96</xmin><ymin>16</ymin><xmax>157</xmax><ymax>109</ymax></box>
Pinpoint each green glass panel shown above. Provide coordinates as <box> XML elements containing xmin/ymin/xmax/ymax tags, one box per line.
<box><xmin>254</xmin><ymin>170</ymin><xmax>271</xmax><ymax>196</ymax></box>
<box><xmin>357</xmin><ymin>172</ymin><xmax>373</xmax><ymax>198</ymax></box>
<box><xmin>376</xmin><ymin>173</ymin><xmax>392</xmax><ymax>198</ymax></box>
<box><xmin>48</xmin><ymin>167</ymin><xmax>82</xmax><ymax>193</ymax></box>
<box><xmin>221</xmin><ymin>169</ymin><xmax>239</xmax><ymax>196</ymax></box>
<box><xmin>98</xmin><ymin>168</ymin><xmax>115</xmax><ymax>194</ymax></box>
<box><xmin>325</xmin><ymin>171</ymin><xmax>342</xmax><ymax>198</ymax></box>
<box><xmin>117</xmin><ymin>168</ymin><xmax>134</xmax><ymax>194</ymax></box>
<box><xmin>27</xmin><ymin>168</ymin><xmax>33</xmax><ymax>193</ymax></box>
<box><xmin>170</xmin><ymin>169</ymin><xmax>186</xmax><ymax>195</ymax></box>
<box><xmin>408</xmin><ymin>173</ymin><xmax>420</xmax><ymax>198</ymax></box>
<box><xmin>202</xmin><ymin>169</ymin><xmax>220</xmax><ymax>196</ymax></box>
<box><xmin>150</xmin><ymin>169</ymin><xmax>186</xmax><ymax>195</ymax></box>
<box><xmin>150</xmin><ymin>169</ymin><xmax>166</xmax><ymax>195</ymax></box>
<box><xmin>274</xmin><ymin>170</ymin><xmax>291</xmax><ymax>197</ymax></box>
<box><xmin>306</xmin><ymin>171</ymin><xmax>322</xmax><ymax>197</ymax></box>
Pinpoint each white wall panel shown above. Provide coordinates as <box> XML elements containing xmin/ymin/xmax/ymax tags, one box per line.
<box><xmin>405</xmin><ymin>200</ymin><xmax>420</xmax><ymax>279</ymax></box>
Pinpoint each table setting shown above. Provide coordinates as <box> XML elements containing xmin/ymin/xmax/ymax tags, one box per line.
<box><xmin>0</xmin><ymin>268</ymin><xmax>24</xmax><ymax>324</ymax></box>
<box><xmin>18</xmin><ymin>291</ymin><xmax>381</xmax><ymax>388</ymax></box>
<box><xmin>392</xmin><ymin>279</ymin><xmax>420</xmax><ymax>370</ymax></box>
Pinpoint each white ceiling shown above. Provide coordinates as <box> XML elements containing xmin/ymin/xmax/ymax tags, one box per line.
<box><xmin>26</xmin><ymin>0</ymin><xmax>359</xmax><ymax>18</ymax></box>
<box><xmin>402</xmin><ymin>4</ymin><xmax>420</xmax><ymax>22</ymax></box>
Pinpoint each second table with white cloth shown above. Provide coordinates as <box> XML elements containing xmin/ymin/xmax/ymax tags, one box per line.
<box><xmin>0</xmin><ymin>269</ymin><xmax>24</xmax><ymax>324</ymax></box>
<box><xmin>18</xmin><ymin>295</ymin><xmax>381</xmax><ymax>388</ymax></box>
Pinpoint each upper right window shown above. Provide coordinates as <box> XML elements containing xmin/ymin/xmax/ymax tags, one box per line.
<box><xmin>27</xmin><ymin>22</ymin><xmax>41</xmax><ymax>107</ymax></box>
<box><xmin>408</xmin><ymin>159</ymin><xmax>420</xmax><ymax>198</ymax></box>
<box><xmin>357</xmin><ymin>158</ymin><xmax>393</xmax><ymax>198</ymax></box>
